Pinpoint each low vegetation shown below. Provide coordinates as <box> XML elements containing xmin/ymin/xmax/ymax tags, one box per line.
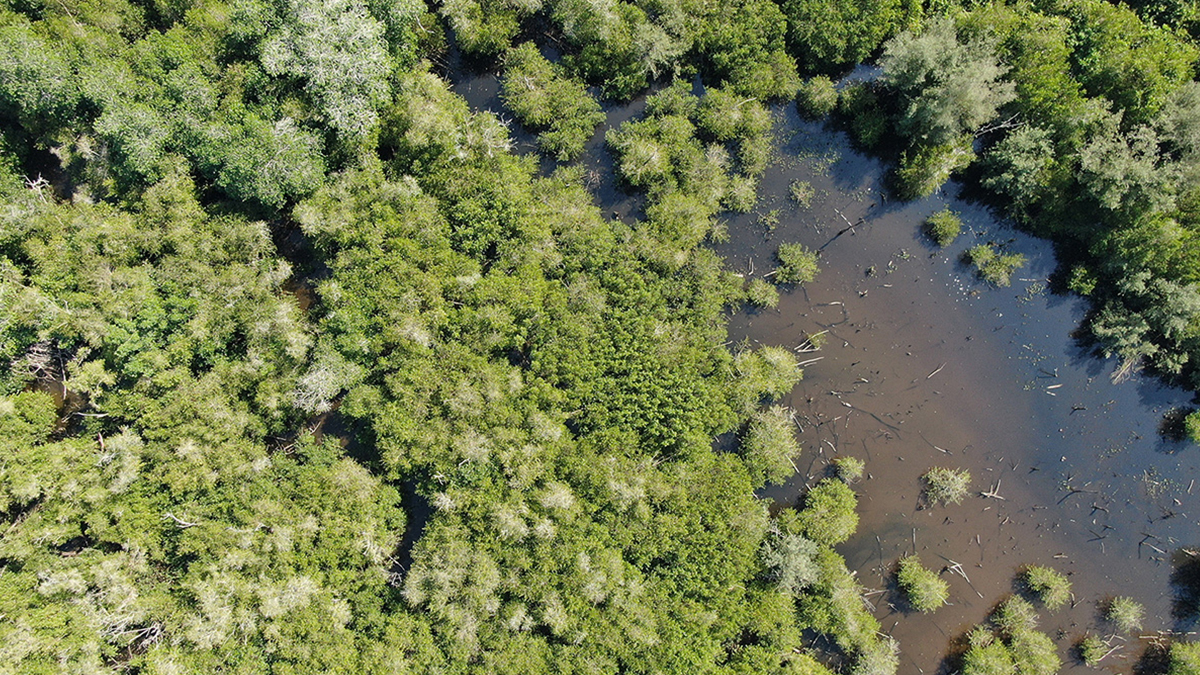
<box><xmin>965</xmin><ymin>244</ymin><xmax>1028</xmax><ymax>287</ymax></box>
<box><xmin>793</xmin><ymin>478</ymin><xmax>859</xmax><ymax>546</ymax></box>
<box><xmin>922</xmin><ymin>467</ymin><xmax>972</xmax><ymax>506</ymax></box>
<box><xmin>925</xmin><ymin>208</ymin><xmax>963</xmax><ymax>247</ymax></box>
<box><xmin>790</xmin><ymin>179</ymin><xmax>815</xmax><ymax>207</ymax></box>
<box><xmin>746</xmin><ymin>277</ymin><xmax>781</xmax><ymax>308</ymax></box>
<box><xmin>1077</xmin><ymin>634</ymin><xmax>1107</xmax><ymax>666</ymax></box>
<box><xmin>742</xmin><ymin>405</ymin><xmax>802</xmax><ymax>484</ymax></box>
<box><xmin>832</xmin><ymin>456</ymin><xmax>865</xmax><ymax>483</ymax></box>
<box><xmin>797</xmin><ymin>76</ymin><xmax>839</xmax><ymax>119</ymax></box>
<box><xmin>896</xmin><ymin>555</ymin><xmax>949</xmax><ymax>613</ymax></box>
<box><xmin>1022</xmin><ymin>565</ymin><xmax>1072</xmax><ymax>610</ymax></box>
<box><xmin>775</xmin><ymin>242</ymin><xmax>821</xmax><ymax>285</ymax></box>
<box><xmin>1186</xmin><ymin>410</ymin><xmax>1200</xmax><ymax>444</ymax></box>
<box><xmin>1105</xmin><ymin>596</ymin><xmax>1145</xmax><ymax>632</ymax></box>
<box><xmin>961</xmin><ymin>597</ymin><xmax>1061</xmax><ymax>675</ymax></box>
<box><xmin>1172</xmin><ymin>641</ymin><xmax>1200</xmax><ymax>675</ymax></box>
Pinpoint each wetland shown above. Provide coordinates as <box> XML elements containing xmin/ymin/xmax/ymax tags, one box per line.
<box><xmin>5</xmin><ymin>1</ymin><xmax>1200</xmax><ymax>672</ymax></box>
<box><xmin>455</xmin><ymin>66</ymin><xmax>1200</xmax><ymax>673</ymax></box>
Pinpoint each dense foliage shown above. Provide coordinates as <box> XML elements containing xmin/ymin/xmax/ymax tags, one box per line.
<box><xmin>0</xmin><ymin>0</ymin><xmax>911</xmax><ymax>671</ymax></box>
<box><xmin>896</xmin><ymin>555</ymin><xmax>948</xmax><ymax>613</ymax></box>
<box><xmin>4</xmin><ymin>0</ymin><xmax>1200</xmax><ymax>671</ymax></box>
<box><xmin>961</xmin><ymin>597</ymin><xmax>1061</xmax><ymax>675</ymax></box>
<box><xmin>854</xmin><ymin>1</ymin><xmax>1200</xmax><ymax>390</ymax></box>
<box><xmin>1021</xmin><ymin>564</ymin><xmax>1071</xmax><ymax>610</ymax></box>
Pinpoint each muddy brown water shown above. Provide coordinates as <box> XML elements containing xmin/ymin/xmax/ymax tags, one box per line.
<box><xmin>728</xmin><ymin>112</ymin><xmax>1199</xmax><ymax>674</ymax></box>
<box><xmin>450</xmin><ymin>70</ymin><xmax>1200</xmax><ymax>673</ymax></box>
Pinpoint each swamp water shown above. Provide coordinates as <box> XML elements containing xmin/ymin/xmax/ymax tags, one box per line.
<box><xmin>451</xmin><ymin>70</ymin><xmax>1200</xmax><ymax>674</ymax></box>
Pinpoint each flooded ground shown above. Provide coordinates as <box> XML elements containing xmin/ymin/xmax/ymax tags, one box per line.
<box><xmin>451</xmin><ymin>68</ymin><xmax>1200</xmax><ymax>674</ymax></box>
<box><xmin>726</xmin><ymin>110</ymin><xmax>1199</xmax><ymax>673</ymax></box>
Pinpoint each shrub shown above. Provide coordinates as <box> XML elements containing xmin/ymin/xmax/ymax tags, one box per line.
<box><xmin>853</xmin><ymin>636</ymin><xmax>900</xmax><ymax>675</ymax></box>
<box><xmin>965</xmin><ymin>244</ymin><xmax>1027</xmax><ymax>287</ymax></box>
<box><xmin>501</xmin><ymin>42</ymin><xmax>606</xmax><ymax>161</ymax></box>
<box><xmin>838</xmin><ymin>83</ymin><xmax>887</xmax><ymax>149</ymax></box>
<box><xmin>761</xmin><ymin>531</ymin><xmax>820</xmax><ymax>596</ymax></box>
<box><xmin>1009</xmin><ymin>625</ymin><xmax>1061</xmax><ymax>675</ymax></box>
<box><xmin>796</xmin><ymin>478</ymin><xmax>859</xmax><ymax>546</ymax></box>
<box><xmin>894</xmin><ymin>137</ymin><xmax>975</xmax><ymax>200</ymax></box>
<box><xmin>1171</xmin><ymin>641</ymin><xmax>1200</xmax><ymax>675</ymax></box>
<box><xmin>746</xmin><ymin>277</ymin><xmax>780</xmax><ymax>308</ymax></box>
<box><xmin>1022</xmin><ymin>565</ymin><xmax>1071</xmax><ymax>610</ymax></box>
<box><xmin>921</xmin><ymin>467</ymin><xmax>971</xmax><ymax>506</ymax></box>
<box><xmin>961</xmin><ymin>598</ymin><xmax>1060</xmax><ymax>675</ymax></box>
<box><xmin>795</xmin><ymin>547</ymin><xmax>895</xmax><ymax>674</ymax></box>
<box><xmin>1186</xmin><ymin>410</ymin><xmax>1200</xmax><ymax>444</ymax></box>
<box><xmin>775</xmin><ymin>242</ymin><xmax>820</xmax><ymax>285</ymax></box>
<box><xmin>832</xmin><ymin>456</ymin><xmax>864</xmax><ymax>483</ymax></box>
<box><xmin>725</xmin><ymin>175</ymin><xmax>759</xmax><ymax>212</ymax></box>
<box><xmin>1105</xmin><ymin>596</ymin><xmax>1144</xmax><ymax>632</ymax></box>
<box><xmin>1067</xmin><ymin>264</ymin><xmax>1097</xmax><ymax>296</ymax></box>
<box><xmin>896</xmin><ymin>555</ymin><xmax>949</xmax><ymax>613</ymax></box>
<box><xmin>759</xmin><ymin>208</ymin><xmax>782</xmax><ymax>232</ymax></box>
<box><xmin>962</xmin><ymin>638</ymin><xmax>1015</xmax><ymax>675</ymax></box>
<box><xmin>742</xmin><ymin>405</ymin><xmax>801</xmax><ymax>484</ymax></box>
<box><xmin>924</xmin><ymin>208</ymin><xmax>962</xmax><ymax>247</ymax></box>
<box><xmin>731</xmin><ymin>346</ymin><xmax>804</xmax><ymax>414</ymax></box>
<box><xmin>790</xmin><ymin>179</ymin><xmax>815</xmax><ymax>207</ymax></box>
<box><xmin>1077</xmin><ymin>634</ymin><xmax>1106</xmax><ymax>666</ymax></box>
<box><xmin>797</xmin><ymin>75</ymin><xmax>838</xmax><ymax>119</ymax></box>
<box><xmin>991</xmin><ymin>596</ymin><xmax>1039</xmax><ymax>635</ymax></box>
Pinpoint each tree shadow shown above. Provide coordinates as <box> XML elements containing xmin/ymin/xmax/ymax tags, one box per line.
<box><xmin>932</xmin><ymin>618</ymin><xmax>986</xmax><ymax>675</ymax></box>
<box><xmin>1133</xmin><ymin>640</ymin><xmax>1171</xmax><ymax>675</ymax></box>
<box><xmin>1156</xmin><ymin>407</ymin><xmax>1193</xmax><ymax>454</ymax></box>
<box><xmin>1170</xmin><ymin>547</ymin><xmax>1200</xmax><ymax>630</ymax></box>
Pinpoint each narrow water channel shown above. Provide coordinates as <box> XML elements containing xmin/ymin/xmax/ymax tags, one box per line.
<box><xmin>451</xmin><ymin>68</ymin><xmax>1200</xmax><ymax>674</ymax></box>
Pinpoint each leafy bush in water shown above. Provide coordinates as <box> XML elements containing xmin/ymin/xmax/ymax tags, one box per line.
<box><xmin>790</xmin><ymin>179</ymin><xmax>815</xmax><ymax>207</ymax></box>
<box><xmin>742</xmin><ymin>405</ymin><xmax>801</xmax><ymax>484</ymax></box>
<box><xmin>1076</xmin><ymin>634</ymin><xmax>1106</xmax><ymax>666</ymax></box>
<box><xmin>922</xmin><ymin>467</ymin><xmax>971</xmax><ymax>506</ymax></box>
<box><xmin>896</xmin><ymin>555</ymin><xmax>948</xmax><ymax>613</ymax></box>
<box><xmin>1022</xmin><ymin>565</ymin><xmax>1071</xmax><ymax>609</ymax></box>
<box><xmin>795</xmin><ymin>547</ymin><xmax>898</xmax><ymax>675</ymax></box>
<box><xmin>1105</xmin><ymin>596</ymin><xmax>1144</xmax><ymax>632</ymax></box>
<box><xmin>925</xmin><ymin>208</ymin><xmax>962</xmax><ymax>247</ymax></box>
<box><xmin>961</xmin><ymin>597</ymin><xmax>1060</xmax><ymax>675</ymax></box>
<box><xmin>797</xmin><ymin>76</ymin><xmax>838</xmax><ymax>119</ymax></box>
<box><xmin>832</xmin><ymin>456</ymin><xmax>864</xmax><ymax>483</ymax></box>
<box><xmin>1171</xmin><ymin>641</ymin><xmax>1200</xmax><ymax>675</ymax></box>
<box><xmin>965</xmin><ymin>244</ymin><xmax>1027</xmax><ymax>287</ymax></box>
<box><xmin>1186</xmin><ymin>410</ymin><xmax>1200</xmax><ymax>444</ymax></box>
<box><xmin>795</xmin><ymin>478</ymin><xmax>858</xmax><ymax>546</ymax></box>
<box><xmin>746</xmin><ymin>277</ymin><xmax>781</xmax><ymax>308</ymax></box>
<box><xmin>894</xmin><ymin>137</ymin><xmax>975</xmax><ymax>200</ymax></box>
<box><xmin>775</xmin><ymin>242</ymin><xmax>820</xmax><ymax>284</ymax></box>
<box><xmin>838</xmin><ymin>83</ymin><xmax>888</xmax><ymax>149</ymax></box>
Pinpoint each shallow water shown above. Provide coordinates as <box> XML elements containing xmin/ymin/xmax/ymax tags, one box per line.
<box><xmin>720</xmin><ymin>110</ymin><xmax>1199</xmax><ymax>673</ymax></box>
<box><xmin>451</xmin><ymin>69</ymin><xmax>1200</xmax><ymax>673</ymax></box>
